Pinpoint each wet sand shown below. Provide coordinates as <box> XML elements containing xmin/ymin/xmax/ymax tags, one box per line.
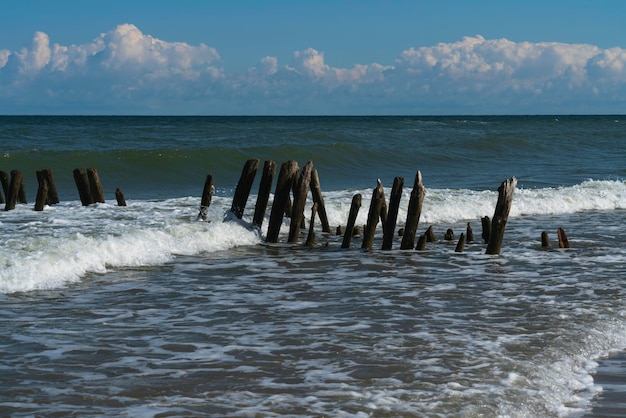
<box><xmin>585</xmin><ymin>352</ymin><xmax>626</xmax><ymax>417</ymax></box>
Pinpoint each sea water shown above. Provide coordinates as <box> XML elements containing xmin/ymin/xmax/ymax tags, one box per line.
<box><xmin>1</xmin><ymin>116</ymin><xmax>625</xmax><ymax>417</ymax></box>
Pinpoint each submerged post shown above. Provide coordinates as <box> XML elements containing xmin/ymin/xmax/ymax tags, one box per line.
<box><xmin>362</xmin><ymin>179</ymin><xmax>385</xmax><ymax>250</ymax></box>
<box><xmin>198</xmin><ymin>174</ymin><xmax>215</xmax><ymax>221</ymax></box>
<box><xmin>253</xmin><ymin>160</ymin><xmax>276</xmax><ymax>228</ymax></box>
<box><xmin>485</xmin><ymin>177</ymin><xmax>517</xmax><ymax>255</ymax></box>
<box><xmin>115</xmin><ymin>188</ymin><xmax>127</xmax><ymax>207</ymax></box>
<box><xmin>288</xmin><ymin>161</ymin><xmax>313</xmax><ymax>243</ymax></box>
<box><xmin>231</xmin><ymin>158</ymin><xmax>260</xmax><ymax>219</ymax></box>
<box><xmin>557</xmin><ymin>228</ymin><xmax>570</xmax><ymax>248</ymax></box>
<box><xmin>310</xmin><ymin>168</ymin><xmax>331</xmax><ymax>233</ymax></box>
<box><xmin>382</xmin><ymin>176</ymin><xmax>404</xmax><ymax>250</ymax></box>
<box><xmin>454</xmin><ymin>233</ymin><xmax>466</xmax><ymax>253</ymax></box>
<box><xmin>266</xmin><ymin>161</ymin><xmax>299</xmax><ymax>243</ymax></box>
<box><xmin>4</xmin><ymin>170</ymin><xmax>23</xmax><ymax>211</ymax></box>
<box><xmin>400</xmin><ymin>170</ymin><xmax>426</xmax><ymax>250</ymax></box>
<box><xmin>341</xmin><ymin>193</ymin><xmax>362</xmax><ymax>248</ymax></box>
<box><xmin>305</xmin><ymin>202</ymin><xmax>318</xmax><ymax>247</ymax></box>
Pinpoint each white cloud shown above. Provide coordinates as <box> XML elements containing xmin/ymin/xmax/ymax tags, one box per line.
<box><xmin>1</xmin><ymin>27</ymin><xmax>626</xmax><ymax>114</ymax></box>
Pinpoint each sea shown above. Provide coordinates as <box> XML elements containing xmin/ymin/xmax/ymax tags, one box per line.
<box><xmin>0</xmin><ymin>115</ymin><xmax>625</xmax><ymax>417</ymax></box>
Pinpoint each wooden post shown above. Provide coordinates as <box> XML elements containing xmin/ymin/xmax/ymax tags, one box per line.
<box><xmin>266</xmin><ymin>161</ymin><xmax>299</xmax><ymax>243</ymax></box>
<box><xmin>445</xmin><ymin>228</ymin><xmax>455</xmax><ymax>241</ymax></box>
<box><xmin>310</xmin><ymin>168</ymin><xmax>331</xmax><ymax>233</ymax></box>
<box><xmin>425</xmin><ymin>225</ymin><xmax>437</xmax><ymax>242</ymax></box>
<box><xmin>0</xmin><ymin>170</ymin><xmax>8</xmax><ymax>204</ymax></box>
<box><xmin>4</xmin><ymin>170</ymin><xmax>23</xmax><ymax>211</ymax></box>
<box><xmin>253</xmin><ymin>160</ymin><xmax>276</xmax><ymax>228</ymax></box>
<box><xmin>40</xmin><ymin>168</ymin><xmax>59</xmax><ymax>204</ymax></box>
<box><xmin>115</xmin><ymin>188</ymin><xmax>127</xmax><ymax>206</ymax></box>
<box><xmin>341</xmin><ymin>194</ymin><xmax>362</xmax><ymax>248</ymax></box>
<box><xmin>361</xmin><ymin>179</ymin><xmax>385</xmax><ymax>250</ymax></box>
<box><xmin>73</xmin><ymin>168</ymin><xmax>93</xmax><ymax>206</ymax></box>
<box><xmin>305</xmin><ymin>202</ymin><xmax>318</xmax><ymax>247</ymax></box>
<box><xmin>197</xmin><ymin>174</ymin><xmax>215</xmax><ymax>221</ymax></box>
<box><xmin>485</xmin><ymin>177</ymin><xmax>517</xmax><ymax>255</ymax></box>
<box><xmin>481</xmin><ymin>216</ymin><xmax>491</xmax><ymax>243</ymax></box>
<box><xmin>231</xmin><ymin>158</ymin><xmax>260</xmax><ymax>219</ymax></box>
<box><xmin>87</xmin><ymin>168</ymin><xmax>105</xmax><ymax>203</ymax></box>
<box><xmin>454</xmin><ymin>233</ymin><xmax>466</xmax><ymax>253</ymax></box>
<box><xmin>400</xmin><ymin>170</ymin><xmax>425</xmax><ymax>250</ymax></box>
<box><xmin>382</xmin><ymin>176</ymin><xmax>404</xmax><ymax>250</ymax></box>
<box><xmin>557</xmin><ymin>228</ymin><xmax>570</xmax><ymax>248</ymax></box>
<box><xmin>34</xmin><ymin>170</ymin><xmax>49</xmax><ymax>211</ymax></box>
<box><xmin>466</xmin><ymin>222</ymin><xmax>474</xmax><ymax>242</ymax></box>
<box><xmin>288</xmin><ymin>161</ymin><xmax>313</xmax><ymax>243</ymax></box>
<box><xmin>416</xmin><ymin>234</ymin><xmax>427</xmax><ymax>250</ymax></box>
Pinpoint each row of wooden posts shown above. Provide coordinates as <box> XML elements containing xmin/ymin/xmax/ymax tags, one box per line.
<box><xmin>1</xmin><ymin>160</ymin><xmax>570</xmax><ymax>253</ymax></box>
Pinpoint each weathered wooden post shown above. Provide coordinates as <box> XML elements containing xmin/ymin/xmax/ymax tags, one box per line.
<box><xmin>4</xmin><ymin>170</ymin><xmax>23</xmax><ymax>211</ymax></box>
<box><xmin>362</xmin><ymin>179</ymin><xmax>385</xmax><ymax>250</ymax></box>
<box><xmin>87</xmin><ymin>168</ymin><xmax>105</xmax><ymax>203</ymax></box>
<box><xmin>400</xmin><ymin>170</ymin><xmax>425</xmax><ymax>249</ymax></box>
<box><xmin>541</xmin><ymin>231</ymin><xmax>550</xmax><ymax>248</ymax></box>
<box><xmin>231</xmin><ymin>158</ymin><xmax>260</xmax><ymax>219</ymax></box>
<box><xmin>198</xmin><ymin>174</ymin><xmax>215</xmax><ymax>220</ymax></box>
<box><xmin>454</xmin><ymin>233</ymin><xmax>466</xmax><ymax>253</ymax></box>
<box><xmin>288</xmin><ymin>161</ymin><xmax>313</xmax><ymax>243</ymax></box>
<box><xmin>557</xmin><ymin>228</ymin><xmax>570</xmax><ymax>248</ymax></box>
<box><xmin>253</xmin><ymin>160</ymin><xmax>276</xmax><ymax>228</ymax></box>
<box><xmin>481</xmin><ymin>216</ymin><xmax>491</xmax><ymax>243</ymax></box>
<box><xmin>266</xmin><ymin>161</ymin><xmax>299</xmax><ymax>243</ymax></box>
<box><xmin>382</xmin><ymin>176</ymin><xmax>404</xmax><ymax>250</ymax></box>
<box><xmin>425</xmin><ymin>225</ymin><xmax>437</xmax><ymax>242</ymax></box>
<box><xmin>115</xmin><ymin>188</ymin><xmax>127</xmax><ymax>206</ymax></box>
<box><xmin>485</xmin><ymin>177</ymin><xmax>517</xmax><ymax>255</ymax></box>
<box><xmin>415</xmin><ymin>234</ymin><xmax>427</xmax><ymax>250</ymax></box>
<box><xmin>40</xmin><ymin>169</ymin><xmax>59</xmax><ymax>204</ymax></box>
<box><xmin>17</xmin><ymin>176</ymin><xmax>27</xmax><ymax>204</ymax></box>
<box><xmin>310</xmin><ymin>168</ymin><xmax>331</xmax><ymax>233</ymax></box>
<box><xmin>0</xmin><ymin>170</ymin><xmax>7</xmax><ymax>204</ymax></box>
<box><xmin>445</xmin><ymin>228</ymin><xmax>455</xmax><ymax>241</ymax></box>
<box><xmin>341</xmin><ymin>194</ymin><xmax>362</xmax><ymax>248</ymax></box>
<box><xmin>73</xmin><ymin>168</ymin><xmax>93</xmax><ymax>206</ymax></box>
<box><xmin>34</xmin><ymin>170</ymin><xmax>49</xmax><ymax>211</ymax></box>
<box><xmin>466</xmin><ymin>222</ymin><xmax>474</xmax><ymax>242</ymax></box>
<box><xmin>305</xmin><ymin>202</ymin><xmax>318</xmax><ymax>247</ymax></box>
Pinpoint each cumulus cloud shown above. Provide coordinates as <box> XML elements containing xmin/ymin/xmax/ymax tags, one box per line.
<box><xmin>1</xmin><ymin>26</ymin><xmax>626</xmax><ymax>114</ymax></box>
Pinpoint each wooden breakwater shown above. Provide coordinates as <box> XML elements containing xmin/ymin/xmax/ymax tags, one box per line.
<box><xmin>0</xmin><ymin>160</ymin><xmax>570</xmax><ymax>254</ymax></box>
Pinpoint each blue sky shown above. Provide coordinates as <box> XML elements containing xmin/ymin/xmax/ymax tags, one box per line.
<box><xmin>1</xmin><ymin>0</ymin><xmax>626</xmax><ymax>115</ymax></box>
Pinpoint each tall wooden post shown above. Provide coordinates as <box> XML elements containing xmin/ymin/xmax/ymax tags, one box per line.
<box><xmin>485</xmin><ymin>177</ymin><xmax>517</xmax><ymax>255</ymax></box>
<box><xmin>198</xmin><ymin>174</ymin><xmax>215</xmax><ymax>221</ymax></box>
<box><xmin>0</xmin><ymin>170</ymin><xmax>8</xmax><ymax>204</ymax></box>
<box><xmin>4</xmin><ymin>170</ymin><xmax>23</xmax><ymax>211</ymax></box>
<box><xmin>34</xmin><ymin>170</ymin><xmax>49</xmax><ymax>211</ymax></box>
<box><xmin>253</xmin><ymin>160</ymin><xmax>276</xmax><ymax>228</ymax></box>
<box><xmin>288</xmin><ymin>161</ymin><xmax>313</xmax><ymax>243</ymax></box>
<box><xmin>341</xmin><ymin>194</ymin><xmax>362</xmax><ymax>248</ymax></box>
<box><xmin>305</xmin><ymin>202</ymin><xmax>318</xmax><ymax>247</ymax></box>
<box><xmin>310</xmin><ymin>168</ymin><xmax>331</xmax><ymax>233</ymax></box>
<box><xmin>481</xmin><ymin>216</ymin><xmax>491</xmax><ymax>243</ymax></box>
<box><xmin>400</xmin><ymin>170</ymin><xmax>425</xmax><ymax>249</ymax></box>
<box><xmin>266</xmin><ymin>161</ymin><xmax>299</xmax><ymax>243</ymax></box>
<box><xmin>41</xmin><ymin>168</ymin><xmax>59</xmax><ymax>204</ymax></box>
<box><xmin>382</xmin><ymin>176</ymin><xmax>404</xmax><ymax>250</ymax></box>
<box><xmin>361</xmin><ymin>179</ymin><xmax>385</xmax><ymax>250</ymax></box>
<box><xmin>87</xmin><ymin>168</ymin><xmax>105</xmax><ymax>203</ymax></box>
<box><xmin>231</xmin><ymin>158</ymin><xmax>260</xmax><ymax>219</ymax></box>
<box><xmin>73</xmin><ymin>168</ymin><xmax>93</xmax><ymax>206</ymax></box>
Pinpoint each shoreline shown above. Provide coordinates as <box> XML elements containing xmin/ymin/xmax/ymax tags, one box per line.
<box><xmin>585</xmin><ymin>351</ymin><xmax>626</xmax><ymax>417</ymax></box>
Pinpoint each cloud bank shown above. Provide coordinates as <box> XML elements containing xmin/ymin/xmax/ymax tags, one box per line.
<box><xmin>1</xmin><ymin>24</ymin><xmax>625</xmax><ymax>114</ymax></box>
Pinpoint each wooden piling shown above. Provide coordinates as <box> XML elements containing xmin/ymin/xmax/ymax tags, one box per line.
<box><xmin>541</xmin><ymin>231</ymin><xmax>550</xmax><ymax>248</ymax></box>
<box><xmin>361</xmin><ymin>179</ymin><xmax>385</xmax><ymax>250</ymax></box>
<box><xmin>73</xmin><ymin>168</ymin><xmax>93</xmax><ymax>206</ymax></box>
<box><xmin>341</xmin><ymin>193</ymin><xmax>362</xmax><ymax>248</ymax></box>
<box><xmin>0</xmin><ymin>170</ymin><xmax>7</xmax><ymax>204</ymax></box>
<box><xmin>382</xmin><ymin>176</ymin><xmax>404</xmax><ymax>250</ymax></box>
<box><xmin>34</xmin><ymin>170</ymin><xmax>49</xmax><ymax>211</ymax></box>
<box><xmin>485</xmin><ymin>177</ymin><xmax>517</xmax><ymax>255</ymax></box>
<box><xmin>310</xmin><ymin>168</ymin><xmax>331</xmax><ymax>233</ymax></box>
<box><xmin>40</xmin><ymin>169</ymin><xmax>59</xmax><ymax>204</ymax></box>
<box><xmin>481</xmin><ymin>216</ymin><xmax>491</xmax><ymax>243</ymax></box>
<box><xmin>425</xmin><ymin>225</ymin><xmax>437</xmax><ymax>242</ymax></box>
<box><xmin>266</xmin><ymin>161</ymin><xmax>299</xmax><ymax>243</ymax></box>
<box><xmin>4</xmin><ymin>170</ymin><xmax>23</xmax><ymax>211</ymax></box>
<box><xmin>416</xmin><ymin>234</ymin><xmax>427</xmax><ymax>250</ymax></box>
<box><xmin>454</xmin><ymin>233</ymin><xmax>466</xmax><ymax>253</ymax></box>
<box><xmin>466</xmin><ymin>222</ymin><xmax>474</xmax><ymax>243</ymax></box>
<box><xmin>557</xmin><ymin>228</ymin><xmax>570</xmax><ymax>248</ymax></box>
<box><xmin>400</xmin><ymin>170</ymin><xmax>425</xmax><ymax>250</ymax></box>
<box><xmin>253</xmin><ymin>160</ymin><xmax>276</xmax><ymax>228</ymax></box>
<box><xmin>87</xmin><ymin>168</ymin><xmax>105</xmax><ymax>203</ymax></box>
<box><xmin>305</xmin><ymin>202</ymin><xmax>318</xmax><ymax>247</ymax></box>
<box><xmin>445</xmin><ymin>228</ymin><xmax>455</xmax><ymax>241</ymax></box>
<box><xmin>231</xmin><ymin>158</ymin><xmax>260</xmax><ymax>219</ymax></box>
<box><xmin>288</xmin><ymin>161</ymin><xmax>313</xmax><ymax>243</ymax></box>
<box><xmin>115</xmin><ymin>188</ymin><xmax>127</xmax><ymax>207</ymax></box>
<box><xmin>198</xmin><ymin>174</ymin><xmax>215</xmax><ymax>221</ymax></box>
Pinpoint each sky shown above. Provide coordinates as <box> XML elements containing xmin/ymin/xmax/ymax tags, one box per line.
<box><xmin>1</xmin><ymin>0</ymin><xmax>626</xmax><ymax>115</ymax></box>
